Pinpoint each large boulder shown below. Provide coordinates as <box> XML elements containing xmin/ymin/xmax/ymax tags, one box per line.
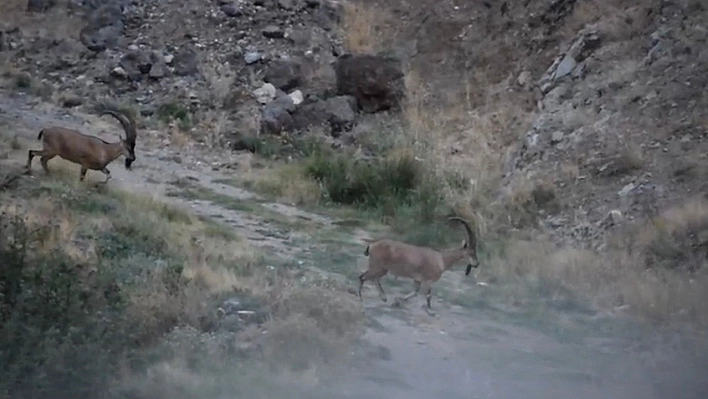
<box><xmin>264</xmin><ymin>59</ymin><xmax>304</xmax><ymax>91</ymax></box>
<box><xmin>333</xmin><ymin>54</ymin><xmax>405</xmax><ymax>113</ymax></box>
<box><xmin>291</xmin><ymin>95</ymin><xmax>357</xmax><ymax>136</ymax></box>
<box><xmin>260</xmin><ymin>95</ymin><xmax>296</xmax><ymax>135</ymax></box>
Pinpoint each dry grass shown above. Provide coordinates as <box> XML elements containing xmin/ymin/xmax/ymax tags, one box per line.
<box><xmin>340</xmin><ymin>1</ymin><xmax>396</xmax><ymax>54</ymax></box>
<box><xmin>0</xmin><ymin>162</ymin><xmax>366</xmax><ymax>397</ymax></box>
<box><xmin>469</xmin><ymin>196</ymin><xmax>708</xmax><ymax>326</ymax></box>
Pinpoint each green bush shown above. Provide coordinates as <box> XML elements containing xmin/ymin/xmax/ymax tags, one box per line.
<box><xmin>157</xmin><ymin>102</ymin><xmax>191</xmax><ymax>130</ymax></box>
<box><xmin>0</xmin><ymin>209</ymin><xmax>192</xmax><ymax>398</ymax></box>
<box><xmin>302</xmin><ymin>146</ymin><xmax>443</xmax><ymax>223</ymax></box>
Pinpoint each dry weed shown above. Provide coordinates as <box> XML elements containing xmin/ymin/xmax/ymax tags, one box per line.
<box><xmin>481</xmin><ymin>237</ymin><xmax>708</xmax><ymax>325</ymax></box>
<box><xmin>340</xmin><ymin>1</ymin><xmax>395</xmax><ymax>54</ymax></box>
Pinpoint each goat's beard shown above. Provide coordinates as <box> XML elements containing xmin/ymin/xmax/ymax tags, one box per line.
<box><xmin>125</xmin><ymin>158</ymin><xmax>134</xmax><ymax>169</ymax></box>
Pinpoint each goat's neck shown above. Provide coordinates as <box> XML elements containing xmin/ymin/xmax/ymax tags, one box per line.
<box><xmin>105</xmin><ymin>142</ymin><xmax>124</xmax><ymax>163</ymax></box>
<box><xmin>440</xmin><ymin>248</ymin><xmax>467</xmax><ymax>271</ymax></box>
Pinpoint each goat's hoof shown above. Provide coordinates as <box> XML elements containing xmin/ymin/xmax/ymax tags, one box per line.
<box><xmin>391</xmin><ymin>299</ymin><xmax>403</xmax><ymax>308</ymax></box>
<box><xmin>381</xmin><ymin>297</ymin><xmax>387</xmax><ymax>303</ymax></box>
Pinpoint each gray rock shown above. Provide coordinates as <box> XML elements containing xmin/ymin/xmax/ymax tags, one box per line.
<box><xmin>291</xmin><ymin>95</ymin><xmax>357</xmax><ymax>135</ymax></box>
<box><xmin>324</xmin><ymin>95</ymin><xmax>357</xmax><ymax>136</ymax></box>
<box><xmin>172</xmin><ymin>48</ymin><xmax>199</xmax><ymax>76</ymax></box>
<box><xmin>334</xmin><ymin>53</ymin><xmax>405</xmax><ymax>113</ymax></box>
<box><xmin>272</xmin><ymin>93</ymin><xmax>296</xmax><ymax>113</ymax></box>
<box><xmin>264</xmin><ymin>59</ymin><xmax>303</xmax><ymax>91</ymax></box>
<box><xmin>618</xmin><ymin>183</ymin><xmax>635</xmax><ymax>197</ymax></box>
<box><xmin>244</xmin><ymin>51</ymin><xmax>262</xmax><ymax>64</ymax></box>
<box><xmin>553</xmin><ymin>54</ymin><xmax>577</xmax><ymax>80</ymax></box>
<box><xmin>262</xmin><ymin>25</ymin><xmax>285</xmax><ymax>39</ymax></box>
<box><xmin>221</xmin><ymin>3</ymin><xmax>242</xmax><ymax>17</ymax></box>
<box><xmin>538</xmin><ymin>30</ymin><xmax>601</xmax><ymax>94</ymax></box>
<box><xmin>148</xmin><ymin>51</ymin><xmax>168</xmax><ymax>79</ymax></box>
<box><xmin>253</xmin><ymin>83</ymin><xmax>277</xmax><ymax>104</ymax></box>
<box><xmin>550</xmin><ymin>131</ymin><xmax>565</xmax><ymax>144</ymax></box>
<box><xmin>277</xmin><ymin>0</ymin><xmax>298</xmax><ymax>10</ymax></box>
<box><xmin>61</xmin><ymin>95</ymin><xmax>83</xmax><ymax>108</ymax></box>
<box><xmin>118</xmin><ymin>51</ymin><xmax>153</xmax><ymax>80</ymax></box>
<box><xmin>261</xmin><ymin>100</ymin><xmax>294</xmax><ymax>135</ymax></box>
<box><xmin>288</xmin><ymin>90</ymin><xmax>304</xmax><ymax>105</ymax></box>
<box><xmin>110</xmin><ymin>66</ymin><xmax>128</xmax><ymax>79</ymax></box>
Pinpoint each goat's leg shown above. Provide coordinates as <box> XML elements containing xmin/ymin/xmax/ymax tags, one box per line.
<box><xmin>375</xmin><ymin>278</ymin><xmax>387</xmax><ymax>302</ymax></box>
<box><xmin>79</xmin><ymin>167</ymin><xmax>88</xmax><ymax>181</ymax></box>
<box><xmin>100</xmin><ymin>167</ymin><xmax>111</xmax><ymax>184</ymax></box>
<box><xmin>39</xmin><ymin>155</ymin><xmax>55</xmax><ymax>175</ymax></box>
<box><xmin>421</xmin><ymin>281</ymin><xmax>433</xmax><ymax>309</ymax></box>
<box><xmin>26</xmin><ymin>149</ymin><xmax>45</xmax><ymax>173</ymax></box>
<box><xmin>357</xmin><ymin>270</ymin><xmax>370</xmax><ymax>302</ymax></box>
<box><xmin>395</xmin><ymin>280</ymin><xmax>421</xmax><ymax>303</ymax></box>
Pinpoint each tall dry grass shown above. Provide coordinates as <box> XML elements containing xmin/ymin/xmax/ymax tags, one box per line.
<box><xmin>340</xmin><ymin>1</ymin><xmax>396</xmax><ymax>54</ymax></box>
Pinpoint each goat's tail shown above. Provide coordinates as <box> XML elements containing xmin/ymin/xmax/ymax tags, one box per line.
<box><xmin>364</xmin><ymin>245</ymin><xmax>370</xmax><ymax>256</ymax></box>
<box><xmin>37</xmin><ymin>130</ymin><xmax>44</xmax><ymax>140</ymax></box>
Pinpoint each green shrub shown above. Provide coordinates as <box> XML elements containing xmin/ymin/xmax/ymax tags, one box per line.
<box><xmin>304</xmin><ymin>146</ymin><xmax>431</xmax><ymax>209</ymax></box>
<box><xmin>157</xmin><ymin>102</ymin><xmax>191</xmax><ymax>130</ymax></box>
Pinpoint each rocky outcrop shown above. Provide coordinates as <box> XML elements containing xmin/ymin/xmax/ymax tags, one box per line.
<box><xmin>334</xmin><ymin>54</ymin><xmax>405</xmax><ymax>113</ymax></box>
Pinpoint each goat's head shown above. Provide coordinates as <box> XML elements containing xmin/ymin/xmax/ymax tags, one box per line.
<box><xmin>448</xmin><ymin>217</ymin><xmax>479</xmax><ymax>275</ymax></box>
<box><xmin>101</xmin><ymin>109</ymin><xmax>137</xmax><ymax>169</ymax></box>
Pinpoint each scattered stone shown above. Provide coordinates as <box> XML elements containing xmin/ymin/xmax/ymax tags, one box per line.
<box><xmin>61</xmin><ymin>95</ymin><xmax>82</xmax><ymax>108</ymax></box>
<box><xmin>517</xmin><ymin>70</ymin><xmax>532</xmax><ymax>88</ymax></box>
<box><xmin>221</xmin><ymin>3</ymin><xmax>243</xmax><ymax>17</ymax></box>
<box><xmin>324</xmin><ymin>95</ymin><xmax>357</xmax><ymax>136</ymax></box>
<box><xmin>262</xmin><ymin>25</ymin><xmax>285</xmax><ymax>39</ymax></box>
<box><xmin>609</xmin><ymin>209</ymin><xmax>623</xmax><ymax>224</ymax></box>
<box><xmin>618</xmin><ymin>183</ymin><xmax>635</xmax><ymax>197</ymax></box>
<box><xmin>110</xmin><ymin>66</ymin><xmax>128</xmax><ymax>79</ymax></box>
<box><xmin>253</xmin><ymin>83</ymin><xmax>277</xmax><ymax>104</ymax></box>
<box><xmin>550</xmin><ymin>131</ymin><xmax>564</xmax><ymax>144</ymax></box>
<box><xmin>288</xmin><ymin>90</ymin><xmax>304</xmax><ymax>105</ymax></box>
<box><xmin>244</xmin><ymin>51</ymin><xmax>262</xmax><ymax>64</ymax></box>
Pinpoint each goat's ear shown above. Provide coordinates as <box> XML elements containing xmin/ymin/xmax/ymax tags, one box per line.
<box><xmin>461</xmin><ymin>239</ymin><xmax>467</xmax><ymax>248</ymax></box>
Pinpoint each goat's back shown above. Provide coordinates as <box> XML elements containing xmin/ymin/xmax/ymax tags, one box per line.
<box><xmin>367</xmin><ymin>238</ymin><xmax>443</xmax><ymax>280</ymax></box>
<box><xmin>41</xmin><ymin>127</ymin><xmax>113</xmax><ymax>166</ymax></box>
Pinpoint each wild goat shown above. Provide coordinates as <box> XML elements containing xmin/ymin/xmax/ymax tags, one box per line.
<box><xmin>358</xmin><ymin>217</ymin><xmax>479</xmax><ymax>309</ymax></box>
<box><xmin>26</xmin><ymin>109</ymin><xmax>137</xmax><ymax>182</ymax></box>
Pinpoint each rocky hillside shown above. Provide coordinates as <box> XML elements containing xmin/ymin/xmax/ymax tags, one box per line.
<box><xmin>2</xmin><ymin>0</ymin><xmax>708</xmax><ymax>255</ymax></box>
<box><xmin>1</xmin><ymin>0</ymin><xmax>405</xmax><ymax>148</ymax></box>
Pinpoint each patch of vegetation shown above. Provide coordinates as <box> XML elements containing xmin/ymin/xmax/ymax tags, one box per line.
<box><xmin>302</xmin><ymin>145</ymin><xmax>445</xmax><ymax>224</ymax></box>
<box><xmin>0</xmin><ymin>174</ymin><xmax>364</xmax><ymax>398</ymax></box>
<box><xmin>157</xmin><ymin>101</ymin><xmax>191</xmax><ymax>131</ymax></box>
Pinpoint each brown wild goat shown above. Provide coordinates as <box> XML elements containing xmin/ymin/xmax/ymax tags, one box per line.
<box><xmin>26</xmin><ymin>109</ymin><xmax>137</xmax><ymax>182</ymax></box>
<box><xmin>358</xmin><ymin>217</ymin><xmax>479</xmax><ymax>310</ymax></box>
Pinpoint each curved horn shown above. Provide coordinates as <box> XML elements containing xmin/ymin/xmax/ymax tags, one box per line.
<box><xmin>101</xmin><ymin>109</ymin><xmax>137</xmax><ymax>145</ymax></box>
<box><xmin>448</xmin><ymin>217</ymin><xmax>476</xmax><ymax>248</ymax></box>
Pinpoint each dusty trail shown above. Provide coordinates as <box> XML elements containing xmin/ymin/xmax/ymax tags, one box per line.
<box><xmin>2</xmin><ymin>92</ymin><xmax>707</xmax><ymax>399</ymax></box>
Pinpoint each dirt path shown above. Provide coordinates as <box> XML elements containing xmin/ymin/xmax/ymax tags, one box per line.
<box><xmin>2</xmin><ymin>92</ymin><xmax>707</xmax><ymax>399</ymax></box>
